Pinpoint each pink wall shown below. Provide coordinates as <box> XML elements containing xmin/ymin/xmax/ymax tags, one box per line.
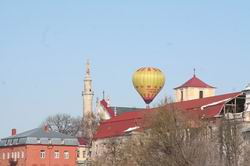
<box><xmin>0</xmin><ymin>145</ymin><xmax>77</xmax><ymax>166</ymax></box>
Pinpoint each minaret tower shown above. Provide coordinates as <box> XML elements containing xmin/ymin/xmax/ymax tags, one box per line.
<box><xmin>82</xmin><ymin>60</ymin><xmax>94</xmax><ymax>117</ymax></box>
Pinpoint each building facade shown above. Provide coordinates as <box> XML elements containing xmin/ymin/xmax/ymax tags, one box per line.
<box><xmin>0</xmin><ymin>127</ymin><xmax>79</xmax><ymax>166</ymax></box>
<box><xmin>77</xmin><ymin>138</ymin><xmax>90</xmax><ymax>166</ymax></box>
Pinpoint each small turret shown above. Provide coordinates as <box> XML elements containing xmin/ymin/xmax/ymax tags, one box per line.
<box><xmin>174</xmin><ymin>71</ymin><xmax>215</xmax><ymax>102</ymax></box>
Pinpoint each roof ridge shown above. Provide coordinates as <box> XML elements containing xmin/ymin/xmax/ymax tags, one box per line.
<box><xmin>173</xmin><ymin>92</ymin><xmax>241</xmax><ymax>104</ymax></box>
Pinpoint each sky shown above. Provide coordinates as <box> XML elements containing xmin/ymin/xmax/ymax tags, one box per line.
<box><xmin>0</xmin><ymin>0</ymin><xmax>250</xmax><ymax>138</ymax></box>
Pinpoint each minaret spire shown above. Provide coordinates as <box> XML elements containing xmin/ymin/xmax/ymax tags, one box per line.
<box><xmin>193</xmin><ymin>68</ymin><xmax>196</xmax><ymax>77</ymax></box>
<box><xmin>86</xmin><ymin>59</ymin><xmax>90</xmax><ymax>76</ymax></box>
<box><xmin>83</xmin><ymin>60</ymin><xmax>94</xmax><ymax>117</ymax></box>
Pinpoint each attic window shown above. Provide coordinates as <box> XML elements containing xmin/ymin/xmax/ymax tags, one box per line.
<box><xmin>48</xmin><ymin>139</ymin><xmax>52</xmax><ymax>144</ymax></box>
<box><xmin>61</xmin><ymin>139</ymin><xmax>65</xmax><ymax>145</ymax></box>
<box><xmin>181</xmin><ymin>90</ymin><xmax>184</xmax><ymax>101</ymax></box>
<box><xmin>199</xmin><ymin>91</ymin><xmax>204</xmax><ymax>99</ymax></box>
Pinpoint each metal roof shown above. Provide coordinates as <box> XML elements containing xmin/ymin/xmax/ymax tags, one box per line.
<box><xmin>0</xmin><ymin>128</ymin><xmax>78</xmax><ymax>147</ymax></box>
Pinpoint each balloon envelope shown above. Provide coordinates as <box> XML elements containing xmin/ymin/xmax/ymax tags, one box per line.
<box><xmin>132</xmin><ymin>67</ymin><xmax>165</xmax><ymax>104</ymax></box>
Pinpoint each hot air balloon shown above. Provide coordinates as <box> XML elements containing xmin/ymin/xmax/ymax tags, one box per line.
<box><xmin>132</xmin><ymin>67</ymin><xmax>165</xmax><ymax>107</ymax></box>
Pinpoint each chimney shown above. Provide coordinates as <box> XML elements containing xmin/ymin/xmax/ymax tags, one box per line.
<box><xmin>11</xmin><ymin>128</ymin><xmax>16</xmax><ymax>136</ymax></box>
<box><xmin>44</xmin><ymin>124</ymin><xmax>49</xmax><ymax>132</ymax></box>
<box><xmin>106</xmin><ymin>96</ymin><xmax>110</xmax><ymax>107</ymax></box>
<box><xmin>114</xmin><ymin>107</ymin><xmax>117</xmax><ymax>117</ymax></box>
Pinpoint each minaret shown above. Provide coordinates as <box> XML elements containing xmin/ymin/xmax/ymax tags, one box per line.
<box><xmin>82</xmin><ymin>60</ymin><xmax>94</xmax><ymax>117</ymax></box>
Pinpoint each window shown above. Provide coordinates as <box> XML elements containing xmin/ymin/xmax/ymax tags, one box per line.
<box><xmin>82</xmin><ymin>150</ymin><xmax>86</xmax><ymax>158</ymax></box>
<box><xmin>11</xmin><ymin>152</ymin><xmax>14</xmax><ymax>159</ymax></box>
<box><xmin>17</xmin><ymin>152</ymin><xmax>20</xmax><ymax>159</ymax></box>
<box><xmin>77</xmin><ymin>150</ymin><xmax>80</xmax><ymax>158</ymax></box>
<box><xmin>61</xmin><ymin>139</ymin><xmax>65</xmax><ymax>145</ymax></box>
<box><xmin>7</xmin><ymin>152</ymin><xmax>10</xmax><ymax>159</ymax></box>
<box><xmin>48</xmin><ymin>139</ymin><xmax>52</xmax><ymax>144</ymax></box>
<box><xmin>21</xmin><ymin>151</ymin><xmax>24</xmax><ymax>159</ymax></box>
<box><xmin>40</xmin><ymin>150</ymin><xmax>46</xmax><ymax>159</ymax></box>
<box><xmin>2</xmin><ymin>153</ymin><xmax>5</xmax><ymax>160</ymax></box>
<box><xmin>181</xmin><ymin>90</ymin><xmax>184</xmax><ymax>101</ymax></box>
<box><xmin>64</xmin><ymin>151</ymin><xmax>69</xmax><ymax>159</ymax></box>
<box><xmin>54</xmin><ymin>150</ymin><xmax>60</xmax><ymax>159</ymax></box>
<box><xmin>199</xmin><ymin>91</ymin><xmax>204</xmax><ymax>99</ymax></box>
<box><xmin>14</xmin><ymin>152</ymin><xmax>17</xmax><ymax>161</ymax></box>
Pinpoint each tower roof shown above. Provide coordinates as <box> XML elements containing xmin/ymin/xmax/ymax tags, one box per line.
<box><xmin>174</xmin><ymin>74</ymin><xmax>215</xmax><ymax>89</ymax></box>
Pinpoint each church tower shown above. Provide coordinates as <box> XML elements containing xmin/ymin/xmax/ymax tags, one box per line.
<box><xmin>174</xmin><ymin>72</ymin><xmax>215</xmax><ymax>102</ymax></box>
<box><xmin>82</xmin><ymin>60</ymin><xmax>94</xmax><ymax>117</ymax></box>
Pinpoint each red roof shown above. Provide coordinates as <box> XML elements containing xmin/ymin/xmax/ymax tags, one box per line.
<box><xmin>100</xmin><ymin>99</ymin><xmax>115</xmax><ymax>118</ymax></box>
<box><xmin>172</xmin><ymin>92</ymin><xmax>242</xmax><ymax>118</ymax></box>
<box><xmin>77</xmin><ymin>137</ymin><xmax>89</xmax><ymax>146</ymax></box>
<box><xmin>94</xmin><ymin>92</ymin><xmax>242</xmax><ymax>139</ymax></box>
<box><xmin>173</xmin><ymin>92</ymin><xmax>241</xmax><ymax>112</ymax></box>
<box><xmin>94</xmin><ymin>110</ymin><xmax>151</xmax><ymax>139</ymax></box>
<box><xmin>175</xmin><ymin>75</ymin><xmax>215</xmax><ymax>89</ymax></box>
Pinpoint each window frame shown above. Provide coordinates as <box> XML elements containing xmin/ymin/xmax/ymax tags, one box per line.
<box><xmin>54</xmin><ymin>150</ymin><xmax>60</xmax><ymax>159</ymax></box>
<box><xmin>21</xmin><ymin>151</ymin><xmax>24</xmax><ymax>159</ymax></box>
<box><xmin>181</xmin><ymin>90</ymin><xmax>184</xmax><ymax>101</ymax></box>
<box><xmin>40</xmin><ymin>150</ymin><xmax>46</xmax><ymax>159</ymax></box>
<box><xmin>64</xmin><ymin>151</ymin><xmax>69</xmax><ymax>159</ymax></box>
<box><xmin>17</xmin><ymin>151</ymin><xmax>20</xmax><ymax>159</ymax></box>
<box><xmin>2</xmin><ymin>153</ymin><xmax>5</xmax><ymax>160</ymax></box>
<box><xmin>199</xmin><ymin>90</ymin><xmax>204</xmax><ymax>99</ymax></box>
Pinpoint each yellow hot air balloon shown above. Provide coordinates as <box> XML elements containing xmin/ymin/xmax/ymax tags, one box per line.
<box><xmin>132</xmin><ymin>67</ymin><xmax>165</xmax><ymax>106</ymax></box>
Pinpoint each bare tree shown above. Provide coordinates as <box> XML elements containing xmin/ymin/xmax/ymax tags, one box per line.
<box><xmin>93</xmin><ymin>137</ymin><xmax>123</xmax><ymax>166</ymax></box>
<box><xmin>128</xmin><ymin>108</ymin><xmax>218</xmax><ymax>166</ymax></box>
<box><xmin>81</xmin><ymin>112</ymin><xmax>98</xmax><ymax>140</ymax></box>
<box><xmin>217</xmin><ymin>117</ymin><xmax>244</xmax><ymax>166</ymax></box>
<box><xmin>41</xmin><ymin>113</ymin><xmax>82</xmax><ymax>136</ymax></box>
<box><xmin>93</xmin><ymin>106</ymin><xmax>220</xmax><ymax>166</ymax></box>
<box><xmin>92</xmin><ymin>100</ymin><xmax>250</xmax><ymax>166</ymax></box>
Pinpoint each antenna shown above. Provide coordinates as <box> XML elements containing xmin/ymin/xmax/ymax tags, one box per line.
<box><xmin>193</xmin><ymin>68</ymin><xmax>196</xmax><ymax>77</ymax></box>
<box><xmin>102</xmin><ymin>90</ymin><xmax>105</xmax><ymax>100</ymax></box>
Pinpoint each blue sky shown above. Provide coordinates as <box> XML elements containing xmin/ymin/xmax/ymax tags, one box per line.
<box><xmin>0</xmin><ymin>0</ymin><xmax>250</xmax><ymax>138</ymax></box>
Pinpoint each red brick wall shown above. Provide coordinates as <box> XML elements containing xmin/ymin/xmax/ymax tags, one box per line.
<box><xmin>0</xmin><ymin>145</ymin><xmax>27</xmax><ymax>166</ymax></box>
<box><xmin>0</xmin><ymin>145</ymin><xmax>77</xmax><ymax>166</ymax></box>
<box><xmin>26</xmin><ymin>145</ymin><xmax>77</xmax><ymax>166</ymax></box>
